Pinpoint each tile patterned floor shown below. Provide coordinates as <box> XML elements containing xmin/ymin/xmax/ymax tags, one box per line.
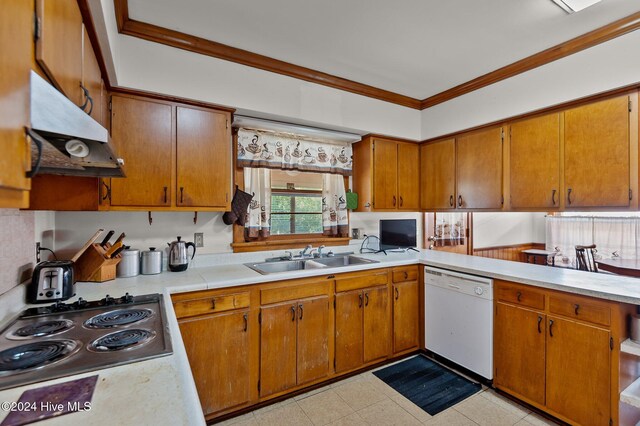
<box><xmin>216</xmin><ymin>360</ymin><xmax>559</xmax><ymax>426</ymax></box>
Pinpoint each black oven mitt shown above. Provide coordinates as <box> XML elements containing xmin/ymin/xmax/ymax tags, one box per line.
<box><xmin>223</xmin><ymin>185</ymin><xmax>254</xmax><ymax>226</ymax></box>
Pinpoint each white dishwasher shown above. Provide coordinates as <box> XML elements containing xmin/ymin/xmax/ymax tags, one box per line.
<box><xmin>424</xmin><ymin>266</ymin><xmax>493</xmax><ymax>380</ymax></box>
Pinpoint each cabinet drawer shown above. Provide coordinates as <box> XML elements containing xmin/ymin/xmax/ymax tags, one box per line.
<box><xmin>335</xmin><ymin>271</ymin><xmax>388</xmax><ymax>292</ymax></box>
<box><xmin>174</xmin><ymin>292</ymin><xmax>250</xmax><ymax>319</ymax></box>
<box><xmin>549</xmin><ymin>294</ymin><xmax>610</xmax><ymax>326</ymax></box>
<box><xmin>496</xmin><ymin>282</ymin><xmax>545</xmax><ymax>310</ymax></box>
<box><xmin>261</xmin><ymin>281</ymin><xmax>330</xmax><ymax>305</ymax></box>
<box><xmin>392</xmin><ymin>266</ymin><xmax>418</xmax><ymax>283</ymax></box>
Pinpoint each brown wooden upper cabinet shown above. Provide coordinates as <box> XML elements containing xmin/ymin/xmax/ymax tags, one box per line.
<box><xmin>509</xmin><ymin>113</ymin><xmax>561</xmax><ymax>209</ymax></box>
<box><xmin>420</xmin><ymin>127</ymin><xmax>503</xmax><ymax>210</ymax></box>
<box><xmin>353</xmin><ymin>136</ymin><xmax>419</xmax><ymax>211</ymax></box>
<box><xmin>109</xmin><ymin>95</ymin><xmax>173</xmax><ymax>207</ymax></box>
<box><xmin>420</xmin><ymin>139</ymin><xmax>456</xmax><ymax>210</ymax></box>
<box><xmin>564</xmin><ymin>95</ymin><xmax>631</xmax><ymax>208</ymax></box>
<box><xmin>36</xmin><ymin>0</ymin><xmax>84</xmax><ymax>107</ymax></box>
<box><xmin>82</xmin><ymin>26</ymin><xmax>104</xmax><ymax>126</ymax></box>
<box><xmin>0</xmin><ymin>0</ymin><xmax>33</xmax><ymax>208</ymax></box>
<box><xmin>176</xmin><ymin>106</ymin><xmax>231</xmax><ymax>208</ymax></box>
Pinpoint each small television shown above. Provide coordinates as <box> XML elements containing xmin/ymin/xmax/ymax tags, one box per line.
<box><xmin>379</xmin><ymin>219</ymin><xmax>417</xmax><ymax>251</ymax></box>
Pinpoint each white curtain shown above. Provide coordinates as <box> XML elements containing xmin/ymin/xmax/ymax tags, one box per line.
<box><xmin>244</xmin><ymin>168</ymin><xmax>271</xmax><ymax>239</ymax></box>
<box><xmin>237</xmin><ymin>129</ymin><xmax>352</xmax><ymax>175</ymax></box>
<box><xmin>546</xmin><ymin>215</ymin><xmax>640</xmax><ymax>266</ymax></box>
<box><xmin>322</xmin><ymin>174</ymin><xmax>348</xmax><ymax>237</ymax></box>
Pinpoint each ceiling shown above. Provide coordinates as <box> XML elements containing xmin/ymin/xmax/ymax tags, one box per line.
<box><xmin>128</xmin><ymin>0</ymin><xmax>640</xmax><ymax>100</ymax></box>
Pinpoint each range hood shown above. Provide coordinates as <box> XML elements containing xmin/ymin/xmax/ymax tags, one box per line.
<box><xmin>28</xmin><ymin>71</ymin><xmax>125</xmax><ymax>177</ymax></box>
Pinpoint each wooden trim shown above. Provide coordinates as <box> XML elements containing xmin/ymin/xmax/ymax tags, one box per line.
<box><xmin>422</xmin><ymin>84</ymin><xmax>640</xmax><ymax>143</ymax></box>
<box><xmin>473</xmin><ymin>242</ymin><xmax>545</xmax><ymax>263</ymax></box>
<box><xmin>231</xmin><ymin>237</ymin><xmax>351</xmax><ymax>253</ymax></box>
<box><xmin>113</xmin><ymin>2</ymin><xmax>640</xmax><ymax>111</ymax></box>
<box><xmin>420</xmin><ymin>11</ymin><xmax>640</xmax><ymax>109</ymax></box>
<box><xmin>113</xmin><ymin>0</ymin><xmax>421</xmax><ymax>110</ymax></box>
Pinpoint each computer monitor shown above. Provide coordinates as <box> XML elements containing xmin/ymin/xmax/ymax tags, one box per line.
<box><xmin>379</xmin><ymin>219</ymin><xmax>417</xmax><ymax>251</ymax></box>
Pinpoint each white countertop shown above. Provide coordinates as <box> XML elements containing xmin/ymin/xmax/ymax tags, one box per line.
<box><xmin>1</xmin><ymin>249</ymin><xmax>640</xmax><ymax>425</ymax></box>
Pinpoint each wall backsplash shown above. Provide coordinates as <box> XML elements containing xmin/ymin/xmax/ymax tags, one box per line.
<box><xmin>0</xmin><ymin>209</ymin><xmax>35</xmax><ymax>295</ymax></box>
<box><xmin>53</xmin><ymin>211</ymin><xmax>233</xmax><ymax>260</ymax></box>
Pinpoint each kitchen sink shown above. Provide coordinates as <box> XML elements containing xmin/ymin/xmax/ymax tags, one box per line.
<box><xmin>245</xmin><ymin>254</ymin><xmax>378</xmax><ymax>275</ymax></box>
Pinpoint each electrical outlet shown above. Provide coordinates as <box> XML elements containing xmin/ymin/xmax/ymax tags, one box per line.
<box><xmin>35</xmin><ymin>242</ymin><xmax>41</xmax><ymax>263</ymax></box>
<box><xmin>194</xmin><ymin>233</ymin><xmax>204</xmax><ymax>248</ymax></box>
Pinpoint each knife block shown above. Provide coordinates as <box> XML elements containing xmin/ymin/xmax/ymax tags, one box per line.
<box><xmin>74</xmin><ymin>243</ymin><xmax>122</xmax><ymax>283</ymax></box>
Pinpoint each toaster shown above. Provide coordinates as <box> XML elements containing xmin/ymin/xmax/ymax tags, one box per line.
<box><xmin>27</xmin><ymin>260</ymin><xmax>76</xmax><ymax>304</ymax></box>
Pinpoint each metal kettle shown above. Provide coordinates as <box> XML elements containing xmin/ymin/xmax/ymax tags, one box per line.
<box><xmin>167</xmin><ymin>236</ymin><xmax>196</xmax><ymax>272</ymax></box>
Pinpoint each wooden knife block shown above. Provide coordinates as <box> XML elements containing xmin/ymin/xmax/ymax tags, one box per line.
<box><xmin>74</xmin><ymin>243</ymin><xmax>122</xmax><ymax>283</ymax></box>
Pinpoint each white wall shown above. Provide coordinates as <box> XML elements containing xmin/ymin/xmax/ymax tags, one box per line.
<box><xmin>53</xmin><ymin>211</ymin><xmax>232</xmax><ymax>261</ymax></box>
<box><xmin>473</xmin><ymin>212</ymin><xmax>546</xmax><ymax>249</ymax></box>
<box><xmin>421</xmin><ymin>29</ymin><xmax>640</xmax><ymax>140</ymax></box>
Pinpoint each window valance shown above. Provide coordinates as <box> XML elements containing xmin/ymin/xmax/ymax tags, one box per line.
<box><xmin>237</xmin><ymin>129</ymin><xmax>353</xmax><ymax>176</ymax></box>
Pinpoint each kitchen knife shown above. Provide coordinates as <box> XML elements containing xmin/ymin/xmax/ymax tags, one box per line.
<box><xmin>70</xmin><ymin>229</ymin><xmax>105</xmax><ymax>262</ymax></box>
<box><xmin>113</xmin><ymin>232</ymin><xmax>126</xmax><ymax>246</ymax></box>
<box><xmin>110</xmin><ymin>245</ymin><xmax>126</xmax><ymax>258</ymax></box>
<box><xmin>99</xmin><ymin>230</ymin><xmax>115</xmax><ymax>248</ymax></box>
<box><xmin>104</xmin><ymin>241</ymin><xmax>123</xmax><ymax>258</ymax></box>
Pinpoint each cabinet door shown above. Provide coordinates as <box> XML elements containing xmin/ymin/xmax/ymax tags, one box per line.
<box><xmin>392</xmin><ymin>281</ymin><xmax>419</xmax><ymax>353</ymax></box>
<box><xmin>35</xmin><ymin>0</ymin><xmax>83</xmax><ymax>106</ymax></box>
<box><xmin>494</xmin><ymin>303</ymin><xmax>546</xmax><ymax>406</ymax></box>
<box><xmin>363</xmin><ymin>285</ymin><xmax>390</xmax><ymax>363</ymax></box>
<box><xmin>546</xmin><ymin>316</ymin><xmax>610</xmax><ymax>426</ymax></box>
<box><xmin>179</xmin><ymin>310</ymin><xmax>251</xmax><ymax>416</ymax></box>
<box><xmin>260</xmin><ymin>302</ymin><xmax>297</xmax><ymax>397</ymax></box>
<box><xmin>335</xmin><ymin>290</ymin><xmax>363</xmax><ymax>373</ymax></box>
<box><xmin>564</xmin><ymin>96</ymin><xmax>630</xmax><ymax>208</ymax></box>
<box><xmin>456</xmin><ymin>127</ymin><xmax>503</xmax><ymax>209</ymax></box>
<box><xmin>372</xmin><ymin>139</ymin><xmax>398</xmax><ymax>209</ymax></box>
<box><xmin>110</xmin><ymin>96</ymin><xmax>172</xmax><ymax>206</ymax></box>
<box><xmin>397</xmin><ymin>143</ymin><xmax>420</xmax><ymax>210</ymax></box>
<box><xmin>0</xmin><ymin>0</ymin><xmax>32</xmax><ymax>206</ymax></box>
<box><xmin>296</xmin><ymin>296</ymin><xmax>329</xmax><ymax>385</ymax></box>
<box><xmin>82</xmin><ymin>26</ymin><xmax>102</xmax><ymax>124</ymax></box>
<box><xmin>176</xmin><ymin>107</ymin><xmax>231</xmax><ymax>208</ymax></box>
<box><xmin>510</xmin><ymin>114</ymin><xmax>560</xmax><ymax>209</ymax></box>
<box><xmin>420</xmin><ymin>139</ymin><xmax>456</xmax><ymax>210</ymax></box>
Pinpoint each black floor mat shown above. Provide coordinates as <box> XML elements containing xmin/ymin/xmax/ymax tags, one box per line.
<box><xmin>373</xmin><ymin>355</ymin><xmax>481</xmax><ymax>416</ymax></box>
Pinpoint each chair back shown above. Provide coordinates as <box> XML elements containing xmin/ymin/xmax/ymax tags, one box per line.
<box><xmin>575</xmin><ymin>244</ymin><xmax>598</xmax><ymax>272</ymax></box>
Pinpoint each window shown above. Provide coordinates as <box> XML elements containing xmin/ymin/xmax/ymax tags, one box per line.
<box><xmin>270</xmin><ymin>170</ymin><xmax>323</xmax><ymax>235</ymax></box>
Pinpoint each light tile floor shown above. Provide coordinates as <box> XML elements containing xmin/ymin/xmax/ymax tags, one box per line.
<box><xmin>217</xmin><ymin>359</ymin><xmax>559</xmax><ymax>426</ymax></box>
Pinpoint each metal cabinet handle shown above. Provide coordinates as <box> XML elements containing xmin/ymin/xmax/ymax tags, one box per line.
<box><xmin>180</xmin><ymin>187</ymin><xmax>184</xmax><ymax>204</ymax></box>
<box><xmin>549</xmin><ymin>319</ymin><xmax>554</xmax><ymax>337</ymax></box>
<box><xmin>299</xmin><ymin>304</ymin><xmax>304</xmax><ymax>320</ymax></box>
<box><xmin>404</xmin><ymin>271</ymin><xmax>408</xmax><ymax>280</ymax></box>
<box><xmin>458</xmin><ymin>195</ymin><xmax>462</xmax><ymax>207</ymax></box>
<box><xmin>399</xmin><ymin>196</ymin><xmax>403</xmax><ymax>207</ymax></box>
<box><xmin>101</xmin><ymin>180</ymin><xmax>112</xmax><ymax>203</ymax></box>
<box><xmin>359</xmin><ymin>294</ymin><xmax>363</xmax><ymax>308</ymax></box>
<box><xmin>79</xmin><ymin>84</ymin><xmax>94</xmax><ymax>115</ymax></box>
<box><xmin>395</xmin><ymin>287</ymin><xmax>399</xmax><ymax>300</ymax></box>
<box><xmin>567</xmin><ymin>188</ymin><xmax>573</xmax><ymax>205</ymax></box>
<box><xmin>516</xmin><ymin>291</ymin><xmax>522</xmax><ymax>302</ymax></box>
<box><xmin>392</xmin><ymin>196</ymin><xmax>396</xmax><ymax>207</ymax></box>
<box><xmin>243</xmin><ymin>313</ymin><xmax>248</xmax><ymax>332</ymax></box>
<box><xmin>552</xmin><ymin>189</ymin><xmax>557</xmax><ymax>206</ymax></box>
<box><xmin>364</xmin><ymin>292</ymin><xmax>369</xmax><ymax>307</ymax></box>
<box><xmin>574</xmin><ymin>304</ymin><xmax>580</xmax><ymax>315</ymax></box>
<box><xmin>537</xmin><ymin>316</ymin><xmax>542</xmax><ymax>334</ymax></box>
<box><xmin>449</xmin><ymin>195</ymin><xmax>454</xmax><ymax>207</ymax></box>
<box><xmin>211</xmin><ymin>299</ymin><xmax>216</xmax><ymax>310</ymax></box>
<box><xmin>163</xmin><ymin>187</ymin><xmax>168</xmax><ymax>203</ymax></box>
<box><xmin>291</xmin><ymin>305</ymin><xmax>296</xmax><ymax>321</ymax></box>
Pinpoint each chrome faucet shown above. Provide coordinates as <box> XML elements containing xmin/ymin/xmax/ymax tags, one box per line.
<box><xmin>284</xmin><ymin>251</ymin><xmax>294</xmax><ymax>260</ymax></box>
<box><xmin>315</xmin><ymin>245</ymin><xmax>327</xmax><ymax>258</ymax></box>
<box><xmin>299</xmin><ymin>245</ymin><xmax>313</xmax><ymax>258</ymax></box>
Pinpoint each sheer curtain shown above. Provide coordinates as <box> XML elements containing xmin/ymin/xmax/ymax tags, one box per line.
<box><xmin>322</xmin><ymin>174</ymin><xmax>348</xmax><ymax>237</ymax></box>
<box><xmin>593</xmin><ymin>218</ymin><xmax>639</xmax><ymax>259</ymax></box>
<box><xmin>244</xmin><ymin>168</ymin><xmax>271</xmax><ymax>239</ymax></box>
<box><xmin>546</xmin><ymin>216</ymin><xmax>593</xmax><ymax>266</ymax></box>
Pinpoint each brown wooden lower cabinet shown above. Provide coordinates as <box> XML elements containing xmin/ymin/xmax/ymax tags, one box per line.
<box><xmin>392</xmin><ymin>280</ymin><xmax>420</xmax><ymax>353</ymax></box>
<box><xmin>178</xmin><ymin>310</ymin><xmax>251</xmax><ymax>416</ymax></box>
<box><xmin>494</xmin><ymin>280</ymin><xmax>631</xmax><ymax>426</ymax></box>
<box><xmin>260</xmin><ymin>295</ymin><xmax>330</xmax><ymax>397</ymax></box>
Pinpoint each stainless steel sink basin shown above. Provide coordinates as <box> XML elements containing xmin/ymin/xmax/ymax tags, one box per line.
<box><xmin>245</xmin><ymin>254</ymin><xmax>378</xmax><ymax>275</ymax></box>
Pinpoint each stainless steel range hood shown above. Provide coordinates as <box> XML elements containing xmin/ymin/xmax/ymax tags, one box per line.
<box><xmin>28</xmin><ymin>71</ymin><xmax>125</xmax><ymax>177</ymax></box>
